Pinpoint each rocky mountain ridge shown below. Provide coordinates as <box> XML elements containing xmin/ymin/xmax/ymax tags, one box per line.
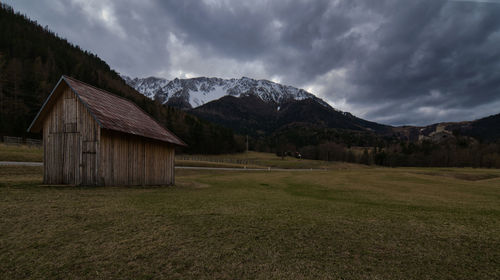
<box><xmin>122</xmin><ymin>75</ymin><xmax>331</xmax><ymax>110</ymax></box>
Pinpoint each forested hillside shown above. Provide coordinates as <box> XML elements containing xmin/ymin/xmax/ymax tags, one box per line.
<box><xmin>0</xmin><ymin>4</ymin><xmax>244</xmax><ymax>154</ymax></box>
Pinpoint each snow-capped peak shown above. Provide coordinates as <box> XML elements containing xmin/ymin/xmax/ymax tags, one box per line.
<box><xmin>121</xmin><ymin>75</ymin><xmax>331</xmax><ymax>109</ymax></box>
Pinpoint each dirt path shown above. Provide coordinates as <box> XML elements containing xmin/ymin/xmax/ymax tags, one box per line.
<box><xmin>0</xmin><ymin>161</ymin><xmax>326</xmax><ymax>171</ymax></box>
<box><xmin>0</xmin><ymin>161</ymin><xmax>43</xmax><ymax>166</ymax></box>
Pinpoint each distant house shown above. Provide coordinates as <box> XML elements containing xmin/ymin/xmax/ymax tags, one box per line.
<box><xmin>28</xmin><ymin>76</ymin><xmax>186</xmax><ymax>186</ymax></box>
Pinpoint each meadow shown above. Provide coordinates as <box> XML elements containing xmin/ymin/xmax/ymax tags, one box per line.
<box><xmin>1</xmin><ymin>156</ymin><xmax>499</xmax><ymax>279</ymax></box>
<box><xmin>0</xmin><ymin>143</ymin><xmax>43</xmax><ymax>162</ymax></box>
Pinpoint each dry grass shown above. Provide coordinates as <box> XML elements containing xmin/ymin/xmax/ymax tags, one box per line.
<box><xmin>413</xmin><ymin>168</ymin><xmax>500</xmax><ymax>181</ymax></box>
<box><xmin>175</xmin><ymin>159</ymin><xmax>262</xmax><ymax>169</ymax></box>
<box><xmin>177</xmin><ymin>151</ymin><xmax>366</xmax><ymax>170</ymax></box>
<box><xmin>0</xmin><ymin>143</ymin><xmax>43</xmax><ymax>162</ymax></box>
<box><xmin>0</xmin><ymin>165</ymin><xmax>499</xmax><ymax>279</ymax></box>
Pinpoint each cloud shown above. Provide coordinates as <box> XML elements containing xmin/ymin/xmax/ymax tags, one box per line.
<box><xmin>4</xmin><ymin>0</ymin><xmax>500</xmax><ymax>125</ymax></box>
<box><xmin>161</xmin><ymin>31</ymin><xmax>268</xmax><ymax>79</ymax></box>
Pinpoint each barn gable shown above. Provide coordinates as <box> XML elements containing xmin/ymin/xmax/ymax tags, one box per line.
<box><xmin>28</xmin><ymin>76</ymin><xmax>185</xmax><ymax>146</ymax></box>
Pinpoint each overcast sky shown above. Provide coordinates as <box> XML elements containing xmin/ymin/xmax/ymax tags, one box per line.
<box><xmin>5</xmin><ymin>0</ymin><xmax>500</xmax><ymax>125</ymax></box>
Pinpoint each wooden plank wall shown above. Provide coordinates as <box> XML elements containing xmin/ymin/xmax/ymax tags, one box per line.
<box><xmin>99</xmin><ymin>130</ymin><xmax>175</xmax><ymax>186</ymax></box>
<box><xmin>77</xmin><ymin>92</ymin><xmax>99</xmax><ymax>186</ymax></box>
<box><xmin>43</xmin><ymin>86</ymin><xmax>67</xmax><ymax>184</ymax></box>
<box><xmin>41</xmin><ymin>82</ymin><xmax>174</xmax><ymax>186</ymax></box>
<box><xmin>42</xmin><ymin>84</ymin><xmax>99</xmax><ymax>185</ymax></box>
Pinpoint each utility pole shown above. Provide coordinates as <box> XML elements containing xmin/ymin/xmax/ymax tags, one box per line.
<box><xmin>246</xmin><ymin>135</ymin><xmax>249</xmax><ymax>153</ymax></box>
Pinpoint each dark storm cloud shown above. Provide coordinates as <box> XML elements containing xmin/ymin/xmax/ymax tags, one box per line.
<box><xmin>3</xmin><ymin>0</ymin><xmax>173</xmax><ymax>77</ymax></box>
<box><xmin>155</xmin><ymin>0</ymin><xmax>277</xmax><ymax>60</ymax></box>
<box><xmin>5</xmin><ymin>0</ymin><xmax>500</xmax><ymax>125</ymax></box>
<box><xmin>344</xmin><ymin>0</ymin><xmax>500</xmax><ymax>124</ymax></box>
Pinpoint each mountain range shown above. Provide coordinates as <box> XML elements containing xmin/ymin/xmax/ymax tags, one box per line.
<box><xmin>123</xmin><ymin>75</ymin><xmax>500</xmax><ymax>142</ymax></box>
<box><xmin>122</xmin><ymin>76</ymin><xmax>393</xmax><ymax>135</ymax></box>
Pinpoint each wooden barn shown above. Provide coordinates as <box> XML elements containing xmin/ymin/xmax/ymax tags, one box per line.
<box><xmin>28</xmin><ymin>75</ymin><xmax>186</xmax><ymax>186</ymax></box>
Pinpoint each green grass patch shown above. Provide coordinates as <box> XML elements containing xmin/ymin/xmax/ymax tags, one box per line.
<box><xmin>177</xmin><ymin>151</ymin><xmax>367</xmax><ymax>169</ymax></box>
<box><xmin>0</xmin><ymin>143</ymin><xmax>43</xmax><ymax>162</ymax></box>
<box><xmin>175</xmin><ymin>159</ymin><xmax>262</xmax><ymax>169</ymax></box>
<box><xmin>0</xmin><ymin>166</ymin><xmax>499</xmax><ymax>279</ymax></box>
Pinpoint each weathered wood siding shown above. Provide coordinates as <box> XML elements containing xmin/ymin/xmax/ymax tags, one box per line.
<box><xmin>99</xmin><ymin>130</ymin><xmax>175</xmax><ymax>186</ymax></box>
<box><xmin>42</xmin><ymin>85</ymin><xmax>99</xmax><ymax>185</ymax></box>
<box><xmin>41</xmin><ymin>83</ymin><xmax>176</xmax><ymax>186</ymax></box>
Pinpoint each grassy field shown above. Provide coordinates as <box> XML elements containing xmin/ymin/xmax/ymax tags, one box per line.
<box><xmin>0</xmin><ymin>143</ymin><xmax>43</xmax><ymax>162</ymax></box>
<box><xmin>1</xmin><ymin>164</ymin><xmax>499</xmax><ymax>279</ymax></box>
<box><xmin>176</xmin><ymin>151</ymin><xmax>363</xmax><ymax>169</ymax></box>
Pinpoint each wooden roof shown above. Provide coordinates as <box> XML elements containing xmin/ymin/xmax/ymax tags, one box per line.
<box><xmin>28</xmin><ymin>76</ymin><xmax>186</xmax><ymax>146</ymax></box>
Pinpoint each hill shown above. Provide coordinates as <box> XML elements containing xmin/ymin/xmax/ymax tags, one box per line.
<box><xmin>465</xmin><ymin>113</ymin><xmax>500</xmax><ymax>141</ymax></box>
<box><xmin>191</xmin><ymin>95</ymin><xmax>394</xmax><ymax>136</ymax></box>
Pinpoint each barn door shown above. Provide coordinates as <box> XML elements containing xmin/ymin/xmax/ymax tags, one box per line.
<box><xmin>63</xmin><ymin>96</ymin><xmax>80</xmax><ymax>184</ymax></box>
<box><xmin>63</xmin><ymin>133</ymin><xmax>80</xmax><ymax>184</ymax></box>
<box><xmin>46</xmin><ymin>133</ymin><xmax>64</xmax><ymax>184</ymax></box>
<box><xmin>81</xmin><ymin>141</ymin><xmax>97</xmax><ymax>185</ymax></box>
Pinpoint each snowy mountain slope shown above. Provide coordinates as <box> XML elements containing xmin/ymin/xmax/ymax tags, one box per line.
<box><xmin>121</xmin><ymin>75</ymin><xmax>331</xmax><ymax>109</ymax></box>
<box><xmin>122</xmin><ymin>76</ymin><xmax>170</xmax><ymax>100</ymax></box>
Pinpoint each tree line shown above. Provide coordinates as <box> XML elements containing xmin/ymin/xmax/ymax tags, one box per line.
<box><xmin>266</xmin><ymin>131</ymin><xmax>500</xmax><ymax>168</ymax></box>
